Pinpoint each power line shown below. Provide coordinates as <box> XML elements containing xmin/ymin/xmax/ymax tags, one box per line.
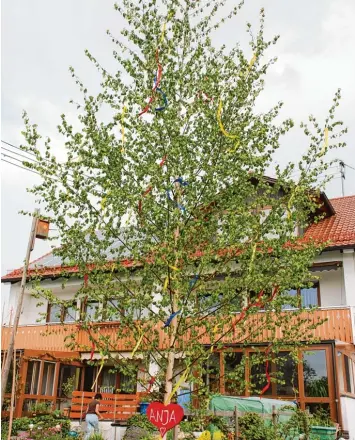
<box><xmin>1</xmin><ymin>158</ymin><xmax>43</xmax><ymax>177</ymax></box>
<box><xmin>1</xmin><ymin>140</ymin><xmax>90</xmax><ymax>180</ymax></box>
<box><xmin>1</xmin><ymin>145</ymin><xmax>38</xmax><ymax>162</ymax></box>
<box><xmin>1</xmin><ymin>140</ymin><xmax>36</xmax><ymax>157</ymax></box>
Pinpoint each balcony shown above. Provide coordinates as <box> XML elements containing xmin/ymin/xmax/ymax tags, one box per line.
<box><xmin>2</xmin><ymin>307</ymin><xmax>354</xmax><ymax>353</ymax></box>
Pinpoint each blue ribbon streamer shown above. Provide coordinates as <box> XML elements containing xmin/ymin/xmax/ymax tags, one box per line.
<box><xmin>155</xmin><ymin>88</ymin><xmax>168</xmax><ymax>112</ymax></box>
<box><xmin>189</xmin><ymin>274</ymin><xmax>199</xmax><ymax>289</ymax></box>
<box><xmin>173</xmin><ymin>177</ymin><xmax>188</xmax><ymax>186</ymax></box>
<box><xmin>154</xmin><ymin>76</ymin><xmax>168</xmax><ymax>112</ymax></box>
<box><xmin>166</xmin><ymin>190</ymin><xmax>186</xmax><ymax>214</ymax></box>
<box><xmin>163</xmin><ymin>310</ymin><xmax>181</xmax><ymax>328</ymax></box>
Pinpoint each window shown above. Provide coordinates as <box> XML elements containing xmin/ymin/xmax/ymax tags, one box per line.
<box><xmin>84</xmin><ymin>301</ymin><xmax>100</xmax><ymax>321</ymax></box>
<box><xmin>276</xmin><ymin>352</ymin><xmax>298</xmax><ymax>396</ymax></box>
<box><xmin>41</xmin><ymin>362</ymin><xmax>55</xmax><ymax>395</ymax></box>
<box><xmin>58</xmin><ymin>365</ymin><xmax>81</xmax><ymax>397</ymax></box>
<box><xmin>282</xmin><ymin>284</ymin><xmax>319</xmax><ymax>310</ymax></box>
<box><xmin>303</xmin><ymin>350</ymin><xmax>329</xmax><ymax>397</ymax></box>
<box><xmin>249</xmin><ymin>352</ymin><xmax>272</xmax><ymax>395</ymax></box>
<box><xmin>47</xmin><ymin>303</ymin><xmax>77</xmax><ymax>323</ymax></box>
<box><xmin>48</xmin><ymin>304</ymin><xmax>62</xmax><ymax>323</ymax></box>
<box><xmin>25</xmin><ymin>361</ymin><xmax>41</xmax><ymax>394</ymax></box>
<box><xmin>202</xmin><ymin>353</ymin><xmax>220</xmax><ymax>393</ymax></box>
<box><xmin>344</xmin><ymin>355</ymin><xmax>354</xmax><ymax>394</ymax></box>
<box><xmin>224</xmin><ymin>352</ymin><xmax>245</xmax><ymax>395</ymax></box>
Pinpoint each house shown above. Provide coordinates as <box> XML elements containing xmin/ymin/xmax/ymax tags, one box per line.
<box><xmin>1</xmin><ymin>194</ymin><xmax>355</xmax><ymax>437</ymax></box>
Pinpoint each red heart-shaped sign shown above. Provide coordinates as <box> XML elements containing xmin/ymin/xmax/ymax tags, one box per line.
<box><xmin>147</xmin><ymin>402</ymin><xmax>184</xmax><ymax>437</ymax></box>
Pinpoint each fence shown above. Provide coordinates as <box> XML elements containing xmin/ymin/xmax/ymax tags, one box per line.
<box><xmin>70</xmin><ymin>391</ymin><xmax>139</xmax><ymax>421</ymax></box>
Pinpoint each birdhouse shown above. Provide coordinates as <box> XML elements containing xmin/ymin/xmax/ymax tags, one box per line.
<box><xmin>35</xmin><ymin>219</ymin><xmax>50</xmax><ymax>239</ymax></box>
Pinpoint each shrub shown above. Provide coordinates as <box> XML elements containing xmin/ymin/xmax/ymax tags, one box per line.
<box><xmin>127</xmin><ymin>414</ymin><xmax>156</xmax><ymax>433</ymax></box>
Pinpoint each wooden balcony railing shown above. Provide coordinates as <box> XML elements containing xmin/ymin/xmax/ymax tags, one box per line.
<box><xmin>2</xmin><ymin>307</ymin><xmax>354</xmax><ymax>353</ymax></box>
<box><xmin>1</xmin><ymin>323</ymin><xmax>77</xmax><ymax>352</ymax></box>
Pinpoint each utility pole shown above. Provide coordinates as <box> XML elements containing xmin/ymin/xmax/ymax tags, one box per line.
<box><xmin>339</xmin><ymin>160</ymin><xmax>345</xmax><ymax>197</ymax></box>
<box><xmin>1</xmin><ymin>209</ymin><xmax>39</xmax><ymax>408</ymax></box>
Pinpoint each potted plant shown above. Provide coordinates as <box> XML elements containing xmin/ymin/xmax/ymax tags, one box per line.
<box><xmin>61</xmin><ymin>375</ymin><xmax>76</xmax><ymax>416</ymax></box>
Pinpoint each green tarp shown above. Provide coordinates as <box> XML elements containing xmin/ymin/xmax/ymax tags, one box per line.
<box><xmin>209</xmin><ymin>395</ymin><xmax>297</xmax><ymax>423</ymax></box>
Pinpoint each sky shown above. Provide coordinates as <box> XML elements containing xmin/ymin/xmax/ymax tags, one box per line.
<box><xmin>1</xmin><ymin>0</ymin><xmax>355</xmax><ymax>285</ymax></box>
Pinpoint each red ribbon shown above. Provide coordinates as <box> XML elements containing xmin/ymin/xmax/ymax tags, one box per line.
<box><xmin>260</xmin><ymin>345</ymin><xmax>272</xmax><ymax>395</ymax></box>
<box><xmin>138</xmin><ymin>155</ymin><xmax>167</xmax><ymax>214</ymax></box>
<box><xmin>139</xmin><ymin>50</ymin><xmax>162</xmax><ymax>117</ymax></box>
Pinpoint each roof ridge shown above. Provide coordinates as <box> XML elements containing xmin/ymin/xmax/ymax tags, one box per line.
<box><xmin>330</xmin><ymin>194</ymin><xmax>355</xmax><ymax>201</ymax></box>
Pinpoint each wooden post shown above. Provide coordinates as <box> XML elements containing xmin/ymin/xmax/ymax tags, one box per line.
<box><xmin>173</xmin><ymin>425</ymin><xmax>179</xmax><ymax>440</ymax></box>
<box><xmin>272</xmin><ymin>405</ymin><xmax>276</xmax><ymax>428</ymax></box>
<box><xmin>15</xmin><ymin>355</ymin><xmax>29</xmax><ymax>418</ymax></box>
<box><xmin>7</xmin><ymin>349</ymin><xmax>17</xmax><ymax>440</ymax></box>
<box><xmin>1</xmin><ymin>210</ymin><xmax>39</xmax><ymax>409</ymax></box>
<box><xmin>234</xmin><ymin>407</ymin><xmax>238</xmax><ymax>440</ymax></box>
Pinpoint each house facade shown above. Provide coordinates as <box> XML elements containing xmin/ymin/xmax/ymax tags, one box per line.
<box><xmin>2</xmin><ymin>195</ymin><xmax>355</xmax><ymax>437</ymax></box>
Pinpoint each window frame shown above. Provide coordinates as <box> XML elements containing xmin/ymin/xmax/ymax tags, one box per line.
<box><xmin>212</xmin><ymin>344</ymin><xmax>336</xmax><ymax>420</ymax></box>
<box><xmin>282</xmin><ymin>283</ymin><xmax>320</xmax><ymax>309</ymax></box>
<box><xmin>46</xmin><ymin>302</ymin><xmax>77</xmax><ymax>323</ymax></box>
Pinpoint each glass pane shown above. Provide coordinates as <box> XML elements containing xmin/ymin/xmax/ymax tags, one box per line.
<box><xmin>85</xmin><ymin>301</ymin><xmax>100</xmax><ymax>321</ymax></box>
<box><xmin>41</xmin><ymin>362</ymin><xmax>55</xmax><ymax>395</ymax></box>
<box><xmin>106</xmin><ymin>299</ymin><xmax>121</xmax><ymax>321</ymax></box>
<box><xmin>202</xmin><ymin>353</ymin><xmax>220</xmax><ymax>393</ymax></box>
<box><xmin>58</xmin><ymin>365</ymin><xmax>81</xmax><ymax>397</ymax></box>
<box><xmin>301</xmin><ymin>286</ymin><xmax>318</xmax><ymax>307</ymax></box>
<box><xmin>276</xmin><ymin>352</ymin><xmax>298</xmax><ymax>396</ymax></box>
<box><xmin>64</xmin><ymin>305</ymin><xmax>76</xmax><ymax>322</ymax></box>
<box><xmin>119</xmin><ymin>371</ymin><xmax>137</xmax><ymax>394</ymax></box>
<box><xmin>344</xmin><ymin>355</ymin><xmax>352</xmax><ymax>393</ymax></box>
<box><xmin>26</xmin><ymin>361</ymin><xmax>41</xmax><ymax>394</ymax></box>
<box><xmin>303</xmin><ymin>350</ymin><xmax>329</xmax><ymax>397</ymax></box>
<box><xmin>305</xmin><ymin>403</ymin><xmax>331</xmax><ymax>420</ymax></box>
<box><xmin>224</xmin><ymin>352</ymin><xmax>245</xmax><ymax>395</ymax></box>
<box><xmin>282</xmin><ymin>289</ymin><xmax>298</xmax><ymax>310</ymax></box>
<box><xmin>100</xmin><ymin>367</ymin><xmax>116</xmax><ymax>393</ymax></box>
<box><xmin>250</xmin><ymin>353</ymin><xmax>272</xmax><ymax>395</ymax></box>
<box><xmin>48</xmin><ymin>304</ymin><xmax>62</xmax><ymax>323</ymax></box>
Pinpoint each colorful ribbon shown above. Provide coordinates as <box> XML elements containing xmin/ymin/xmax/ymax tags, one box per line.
<box><xmin>260</xmin><ymin>345</ymin><xmax>272</xmax><ymax>395</ymax></box>
<box><xmin>248</xmin><ymin>53</ymin><xmax>257</xmax><ymax>71</ymax></box>
<box><xmin>166</xmin><ymin>367</ymin><xmax>190</xmax><ymax>404</ymax></box>
<box><xmin>319</xmin><ymin>127</ymin><xmax>329</xmax><ymax>157</ymax></box>
<box><xmin>217</xmin><ymin>100</ymin><xmax>239</xmax><ymax>140</ymax></box>
<box><xmin>163</xmin><ymin>310</ymin><xmax>181</xmax><ymax>328</ymax></box>
<box><xmin>138</xmin><ymin>156</ymin><xmax>167</xmax><ymax>214</ymax></box>
<box><xmin>139</xmin><ymin>50</ymin><xmax>162</xmax><ymax>117</ymax></box>
<box><xmin>155</xmin><ymin>87</ymin><xmax>168</xmax><ymax>111</ymax></box>
<box><xmin>189</xmin><ymin>274</ymin><xmax>199</xmax><ymax>289</ymax></box>
<box><xmin>173</xmin><ymin>177</ymin><xmax>188</xmax><ymax>186</ymax></box>
<box><xmin>166</xmin><ymin>190</ymin><xmax>186</xmax><ymax>214</ymax></box>
<box><xmin>131</xmin><ymin>330</ymin><xmax>144</xmax><ymax>357</ymax></box>
<box><xmin>91</xmin><ymin>356</ymin><xmax>104</xmax><ymax>390</ymax></box>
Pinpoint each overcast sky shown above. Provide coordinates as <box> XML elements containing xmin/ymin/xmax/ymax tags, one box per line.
<box><xmin>1</xmin><ymin>0</ymin><xmax>355</xmax><ymax>284</ymax></box>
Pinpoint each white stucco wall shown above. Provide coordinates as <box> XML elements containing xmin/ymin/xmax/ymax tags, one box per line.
<box><xmin>340</xmin><ymin>396</ymin><xmax>355</xmax><ymax>440</ymax></box>
<box><xmin>3</xmin><ymin>278</ymin><xmax>82</xmax><ymax>326</ymax></box>
<box><xmin>318</xmin><ymin>268</ymin><xmax>345</xmax><ymax>307</ymax></box>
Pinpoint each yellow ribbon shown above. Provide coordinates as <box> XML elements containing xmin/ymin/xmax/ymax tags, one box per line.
<box><xmin>160</xmin><ymin>11</ymin><xmax>174</xmax><ymax>45</ymax></box>
<box><xmin>319</xmin><ymin>127</ymin><xmax>329</xmax><ymax>157</ymax></box>
<box><xmin>169</xmin><ymin>265</ymin><xmax>179</xmax><ymax>271</ymax></box>
<box><xmin>121</xmin><ymin>106</ymin><xmax>127</xmax><ymax>153</ymax></box>
<box><xmin>248</xmin><ymin>53</ymin><xmax>257</xmax><ymax>71</ymax></box>
<box><xmin>91</xmin><ymin>357</ymin><xmax>104</xmax><ymax>390</ymax></box>
<box><xmin>217</xmin><ymin>100</ymin><xmax>239</xmax><ymax>140</ymax></box>
<box><xmin>166</xmin><ymin>367</ymin><xmax>190</xmax><ymax>404</ymax></box>
<box><xmin>131</xmin><ymin>330</ymin><xmax>144</xmax><ymax>357</ymax></box>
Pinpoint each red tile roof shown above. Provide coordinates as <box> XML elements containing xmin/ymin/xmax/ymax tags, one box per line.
<box><xmin>304</xmin><ymin>195</ymin><xmax>355</xmax><ymax>249</ymax></box>
<box><xmin>2</xmin><ymin>195</ymin><xmax>355</xmax><ymax>283</ymax></box>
